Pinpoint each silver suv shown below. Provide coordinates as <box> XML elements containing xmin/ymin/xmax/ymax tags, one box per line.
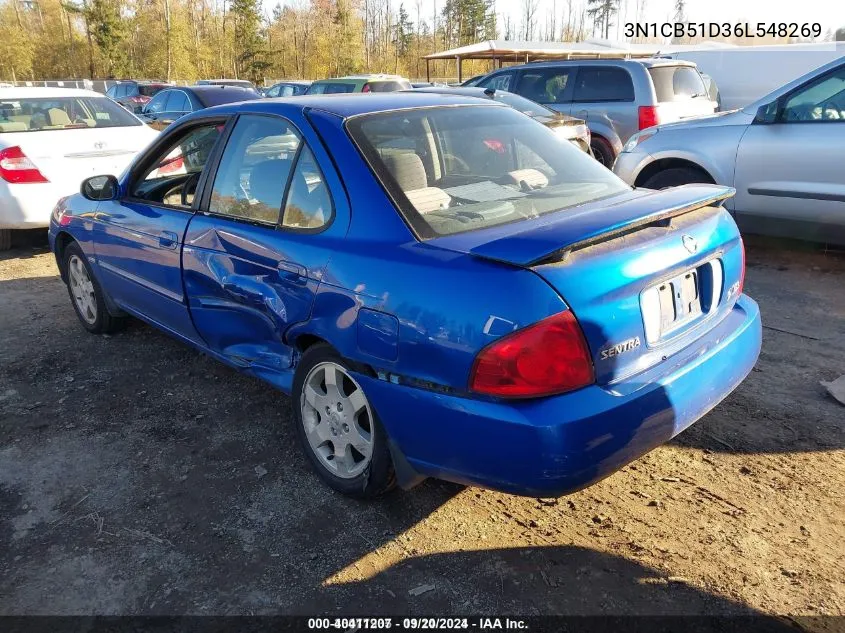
<box><xmin>475</xmin><ymin>59</ymin><xmax>716</xmax><ymax>166</ymax></box>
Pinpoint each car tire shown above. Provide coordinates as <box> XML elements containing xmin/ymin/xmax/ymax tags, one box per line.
<box><xmin>642</xmin><ymin>167</ymin><xmax>712</xmax><ymax>189</ymax></box>
<box><xmin>63</xmin><ymin>241</ymin><xmax>125</xmax><ymax>334</ymax></box>
<box><xmin>0</xmin><ymin>229</ymin><xmax>11</xmax><ymax>251</ymax></box>
<box><xmin>293</xmin><ymin>343</ymin><xmax>396</xmax><ymax>499</ymax></box>
<box><xmin>590</xmin><ymin>137</ymin><xmax>615</xmax><ymax>168</ymax></box>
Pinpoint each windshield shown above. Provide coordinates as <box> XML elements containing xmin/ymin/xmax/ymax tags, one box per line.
<box><xmin>308</xmin><ymin>82</ymin><xmax>356</xmax><ymax>94</ymax></box>
<box><xmin>0</xmin><ymin>96</ymin><xmax>141</xmax><ymax>132</ymax></box>
<box><xmin>490</xmin><ymin>90</ymin><xmax>555</xmax><ymax>118</ymax></box>
<box><xmin>347</xmin><ymin>105</ymin><xmax>629</xmax><ymax>238</ymax></box>
<box><xmin>138</xmin><ymin>85</ymin><xmax>168</xmax><ymax>97</ymax></box>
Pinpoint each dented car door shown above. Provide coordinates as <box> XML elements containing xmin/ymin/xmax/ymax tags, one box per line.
<box><xmin>181</xmin><ymin>113</ymin><xmax>343</xmax><ymax>374</ymax></box>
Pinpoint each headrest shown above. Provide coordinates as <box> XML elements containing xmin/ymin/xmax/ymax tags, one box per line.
<box><xmin>382</xmin><ymin>152</ymin><xmax>427</xmax><ymax>192</ymax></box>
<box><xmin>249</xmin><ymin>158</ymin><xmax>292</xmax><ymax>210</ymax></box>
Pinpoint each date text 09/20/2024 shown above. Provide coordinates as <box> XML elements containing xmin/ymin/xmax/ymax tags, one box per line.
<box><xmin>307</xmin><ymin>618</ymin><xmax>527</xmax><ymax>630</ymax></box>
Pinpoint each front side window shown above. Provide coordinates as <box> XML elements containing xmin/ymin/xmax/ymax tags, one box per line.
<box><xmin>131</xmin><ymin>123</ymin><xmax>224</xmax><ymax>207</ymax></box>
<box><xmin>348</xmin><ymin>105</ymin><xmax>629</xmax><ymax>238</ymax></box>
<box><xmin>145</xmin><ymin>92</ymin><xmax>170</xmax><ymax>114</ymax></box>
<box><xmin>515</xmin><ymin>69</ymin><xmax>571</xmax><ymax>104</ymax></box>
<box><xmin>0</xmin><ymin>96</ymin><xmax>141</xmax><ymax>132</ymax></box>
<box><xmin>782</xmin><ymin>66</ymin><xmax>845</xmax><ymax>122</ymax></box>
<box><xmin>209</xmin><ymin>115</ymin><xmax>302</xmax><ymax>224</ymax></box>
<box><xmin>478</xmin><ymin>73</ymin><xmax>513</xmax><ymax>92</ymax></box>
<box><xmin>572</xmin><ymin>67</ymin><xmax>634</xmax><ymax>103</ymax></box>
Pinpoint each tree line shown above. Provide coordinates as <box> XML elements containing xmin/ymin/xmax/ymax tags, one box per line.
<box><xmin>0</xmin><ymin>0</ymin><xmax>837</xmax><ymax>83</ymax></box>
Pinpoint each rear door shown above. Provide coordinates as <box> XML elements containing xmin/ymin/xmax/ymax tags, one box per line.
<box><xmin>733</xmin><ymin>63</ymin><xmax>845</xmax><ymax>240</ymax></box>
<box><xmin>647</xmin><ymin>64</ymin><xmax>717</xmax><ymax>123</ymax></box>
<box><xmin>182</xmin><ymin>113</ymin><xmax>347</xmax><ymax>374</ymax></box>
<box><xmin>569</xmin><ymin>65</ymin><xmax>636</xmax><ymax>144</ymax></box>
<box><xmin>93</xmin><ymin>119</ymin><xmax>227</xmax><ymax>341</ymax></box>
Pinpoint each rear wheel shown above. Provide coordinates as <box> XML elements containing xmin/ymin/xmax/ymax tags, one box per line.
<box><xmin>642</xmin><ymin>167</ymin><xmax>712</xmax><ymax>189</ymax></box>
<box><xmin>0</xmin><ymin>229</ymin><xmax>11</xmax><ymax>251</ymax></box>
<box><xmin>293</xmin><ymin>344</ymin><xmax>395</xmax><ymax>498</ymax></box>
<box><xmin>64</xmin><ymin>241</ymin><xmax>125</xmax><ymax>334</ymax></box>
<box><xmin>590</xmin><ymin>137</ymin><xmax>615</xmax><ymax>168</ymax></box>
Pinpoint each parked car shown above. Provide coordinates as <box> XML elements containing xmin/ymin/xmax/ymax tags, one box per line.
<box><xmin>613</xmin><ymin>57</ymin><xmax>845</xmax><ymax>246</ymax></box>
<box><xmin>473</xmin><ymin>59</ymin><xmax>717</xmax><ymax>166</ymax></box>
<box><xmin>105</xmin><ymin>81</ymin><xmax>171</xmax><ymax>113</ymax></box>
<box><xmin>663</xmin><ymin>42</ymin><xmax>845</xmax><ymax>111</ymax></box>
<box><xmin>49</xmin><ymin>93</ymin><xmax>760</xmax><ymax>498</ymax></box>
<box><xmin>263</xmin><ymin>80</ymin><xmax>313</xmax><ymax>97</ymax></box>
<box><xmin>196</xmin><ymin>79</ymin><xmax>259</xmax><ymax>91</ymax></box>
<box><xmin>408</xmin><ymin>86</ymin><xmax>592</xmax><ymax>155</ymax></box>
<box><xmin>138</xmin><ymin>85</ymin><xmax>262</xmax><ymax>131</ymax></box>
<box><xmin>0</xmin><ymin>87</ymin><xmax>158</xmax><ymax>250</ymax></box>
<box><xmin>306</xmin><ymin>75</ymin><xmax>412</xmax><ymax>94</ymax></box>
<box><xmin>460</xmin><ymin>74</ymin><xmax>486</xmax><ymax>87</ymax></box>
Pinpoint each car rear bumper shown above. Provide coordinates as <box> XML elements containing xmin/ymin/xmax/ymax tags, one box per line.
<box><xmin>356</xmin><ymin>294</ymin><xmax>761</xmax><ymax>497</ymax></box>
<box><xmin>0</xmin><ymin>183</ymin><xmax>66</xmax><ymax>229</ymax></box>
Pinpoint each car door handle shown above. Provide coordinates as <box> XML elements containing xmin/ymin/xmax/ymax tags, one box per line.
<box><xmin>159</xmin><ymin>231</ymin><xmax>178</xmax><ymax>249</ymax></box>
<box><xmin>277</xmin><ymin>260</ymin><xmax>307</xmax><ymax>279</ymax></box>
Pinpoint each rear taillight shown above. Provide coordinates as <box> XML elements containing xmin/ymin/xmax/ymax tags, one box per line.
<box><xmin>129</xmin><ymin>95</ymin><xmax>150</xmax><ymax>104</ymax></box>
<box><xmin>158</xmin><ymin>155</ymin><xmax>184</xmax><ymax>174</ymax></box>
<box><xmin>0</xmin><ymin>146</ymin><xmax>48</xmax><ymax>183</ymax></box>
<box><xmin>638</xmin><ymin>105</ymin><xmax>661</xmax><ymax>131</ymax></box>
<box><xmin>361</xmin><ymin>83</ymin><xmax>371</xmax><ymax>93</ymax></box>
<box><xmin>470</xmin><ymin>310</ymin><xmax>594</xmax><ymax>398</ymax></box>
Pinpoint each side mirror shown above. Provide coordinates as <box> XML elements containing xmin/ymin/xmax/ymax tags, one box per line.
<box><xmin>754</xmin><ymin>99</ymin><xmax>780</xmax><ymax>124</ymax></box>
<box><xmin>81</xmin><ymin>174</ymin><xmax>119</xmax><ymax>201</ymax></box>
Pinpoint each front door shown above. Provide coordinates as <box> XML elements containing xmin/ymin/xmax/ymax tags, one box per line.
<box><xmin>733</xmin><ymin>63</ymin><xmax>845</xmax><ymax>241</ymax></box>
<box><xmin>182</xmin><ymin>113</ymin><xmax>344</xmax><ymax>376</ymax></box>
<box><xmin>93</xmin><ymin>120</ymin><xmax>226</xmax><ymax>342</ymax></box>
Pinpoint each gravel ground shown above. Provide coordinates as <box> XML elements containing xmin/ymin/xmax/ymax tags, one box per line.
<box><xmin>0</xmin><ymin>232</ymin><xmax>843</xmax><ymax>619</ymax></box>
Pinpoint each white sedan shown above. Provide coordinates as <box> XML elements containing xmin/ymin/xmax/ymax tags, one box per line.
<box><xmin>0</xmin><ymin>87</ymin><xmax>159</xmax><ymax>249</ymax></box>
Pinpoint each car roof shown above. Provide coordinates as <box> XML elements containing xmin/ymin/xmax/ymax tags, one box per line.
<box><xmin>410</xmin><ymin>86</ymin><xmax>493</xmax><ymax>99</ymax></box>
<box><xmin>0</xmin><ymin>86</ymin><xmax>104</xmax><ymax>98</ymax></box>
<box><xmin>496</xmin><ymin>58</ymin><xmax>697</xmax><ymax>71</ymax></box>
<box><xmin>272</xmin><ymin>80</ymin><xmax>313</xmax><ymax>86</ymax></box>
<box><xmin>205</xmin><ymin>92</ymin><xmax>504</xmax><ymax>119</ymax></box>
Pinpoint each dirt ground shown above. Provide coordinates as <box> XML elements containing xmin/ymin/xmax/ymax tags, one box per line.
<box><xmin>0</xmin><ymin>232</ymin><xmax>843</xmax><ymax>620</ymax></box>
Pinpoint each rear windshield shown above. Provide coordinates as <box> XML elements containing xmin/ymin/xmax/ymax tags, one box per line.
<box><xmin>308</xmin><ymin>82</ymin><xmax>356</xmax><ymax>94</ymax></box>
<box><xmin>138</xmin><ymin>85</ymin><xmax>167</xmax><ymax>97</ymax></box>
<box><xmin>490</xmin><ymin>90</ymin><xmax>555</xmax><ymax>118</ymax></box>
<box><xmin>198</xmin><ymin>89</ymin><xmax>261</xmax><ymax>107</ymax></box>
<box><xmin>0</xmin><ymin>96</ymin><xmax>141</xmax><ymax>132</ymax></box>
<box><xmin>367</xmin><ymin>80</ymin><xmax>413</xmax><ymax>92</ymax></box>
<box><xmin>648</xmin><ymin>66</ymin><xmax>709</xmax><ymax>101</ymax></box>
<box><xmin>347</xmin><ymin>105</ymin><xmax>629</xmax><ymax>239</ymax></box>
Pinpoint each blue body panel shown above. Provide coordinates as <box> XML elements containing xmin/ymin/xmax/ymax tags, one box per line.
<box><xmin>49</xmin><ymin>94</ymin><xmax>763</xmax><ymax>497</ymax></box>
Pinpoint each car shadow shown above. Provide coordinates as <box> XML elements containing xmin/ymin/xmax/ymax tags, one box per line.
<box><xmin>304</xmin><ymin>545</ymin><xmax>798</xmax><ymax>621</ymax></box>
<box><xmin>0</xmin><ymin>229</ymin><xmax>49</xmax><ymax>261</ymax></box>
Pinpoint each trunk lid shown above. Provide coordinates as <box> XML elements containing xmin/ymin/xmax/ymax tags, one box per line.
<box><xmin>1</xmin><ymin>125</ymin><xmax>157</xmax><ymax>189</ymax></box>
<box><xmin>430</xmin><ymin>185</ymin><xmax>745</xmax><ymax>386</ymax></box>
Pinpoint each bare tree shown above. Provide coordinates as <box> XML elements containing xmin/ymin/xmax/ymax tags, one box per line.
<box><xmin>521</xmin><ymin>0</ymin><xmax>539</xmax><ymax>40</ymax></box>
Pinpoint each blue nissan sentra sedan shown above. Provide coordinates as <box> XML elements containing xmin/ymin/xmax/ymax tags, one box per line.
<box><xmin>49</xmin><ymin>93</ymin><xmax>762</xmax><ymax>498</ymax></box>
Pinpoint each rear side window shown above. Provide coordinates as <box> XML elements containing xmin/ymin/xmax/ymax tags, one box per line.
<box><xmin>648</xmin><ymin>66</ymin><xmax>708</xmax><ymax>102</ymax></box>
<box><xmin>572</xmin><ymin>67</ymin><xmax>634</xmax><ymax>103</ymax></box>
<box><xmin>514</xmin><ymin>68</ymin><xmax>572</xmax><ymax>104</ymax></box>
<box><xmin>138</xmin><ymin>85</ymin><xmax>166</xmax><ymax>97</ymax></box>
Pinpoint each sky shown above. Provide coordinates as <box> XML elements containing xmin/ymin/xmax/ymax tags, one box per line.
<box><xmin>491</xmin><ymin>0</ymin><xmax>845</xmax><ymax>41</ymax></box>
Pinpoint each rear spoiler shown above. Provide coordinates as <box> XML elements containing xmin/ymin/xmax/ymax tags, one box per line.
<box><xmin>466</xmin><ymin>184</ymin><xmax>735</xmax><ymax>267</ymax></box>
